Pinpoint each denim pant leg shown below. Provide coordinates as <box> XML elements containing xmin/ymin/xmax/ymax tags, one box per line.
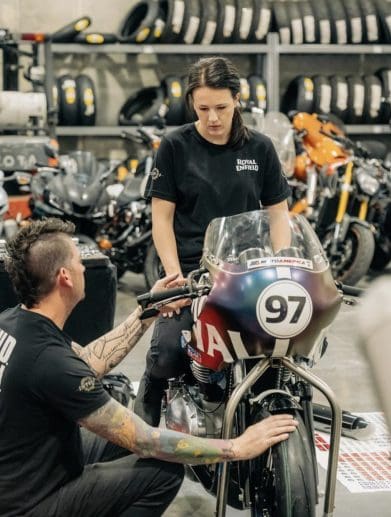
<box><xmin>134</xmin><ymin>307</ymin><xmax>193</xmax><ymax>426</ymax></box>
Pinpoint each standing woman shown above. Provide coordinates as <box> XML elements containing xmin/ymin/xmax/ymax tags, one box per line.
<box><xmin>134</xmin><ymin>56</ymin><xmax>291</xmax><ymax>426</ymax></box>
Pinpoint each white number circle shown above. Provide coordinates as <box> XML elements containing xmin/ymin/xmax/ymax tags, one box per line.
<box><xmin>256</xmin><ymin>280</ymin><xmax>313</xmax><ymax>339</ymax></box>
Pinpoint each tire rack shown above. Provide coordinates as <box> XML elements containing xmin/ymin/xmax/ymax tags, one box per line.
<box><xmin>41</xmin><ymin>33</ymin><xmax>391</xmax><ymax>137</ymax></box>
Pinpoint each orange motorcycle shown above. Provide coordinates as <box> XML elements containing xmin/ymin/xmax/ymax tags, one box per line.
<box><xmin>289</xmin><ymin>112</ymin><xmax>375</xmax><ymax>285</ymax></box>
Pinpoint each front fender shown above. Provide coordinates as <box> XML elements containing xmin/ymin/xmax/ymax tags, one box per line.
<box><xmin>250</xmin><ymin>390</ymin><xmax>302</xmax><ymax>416</ymax></box>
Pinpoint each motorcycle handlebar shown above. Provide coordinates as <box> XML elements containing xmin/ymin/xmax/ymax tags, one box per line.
<box><xmin>137</xmin><ymin>284</ymin><xmax>192</xmax><ymax>307</ymax></box>
<box><xmin>137</xmin><ymin>277</ymin><xmax>210</xmax><ymax>320</ymax></box>
<box><xmin>337</xmin><ymin>282</ymin><xmax>366</xmax><ymax>297</ymax></box>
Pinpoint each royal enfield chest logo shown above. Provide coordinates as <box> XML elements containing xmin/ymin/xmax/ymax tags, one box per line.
<box><xmin>256</xmin><ymin>280</ymin><xmax>313</xmax><ymax>339</ymax></box>
<box><xmin>236</xmin><ymin>159</ymin><xmax>259</xmax><ymax>172</ymax></box>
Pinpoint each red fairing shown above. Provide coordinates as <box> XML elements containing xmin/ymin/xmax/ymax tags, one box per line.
<box><xmin>189</xmin><ymin>304</ymin><xmax>233</xmax><ymax>371</ymax></box>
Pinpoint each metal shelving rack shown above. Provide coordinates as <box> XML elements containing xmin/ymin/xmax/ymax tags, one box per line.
<box><xmin>46</xmin><ymin>33</ymin><xmax>391</xmax><ymax>138</ymax></box>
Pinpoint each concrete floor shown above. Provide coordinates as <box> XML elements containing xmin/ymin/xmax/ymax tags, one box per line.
<box><xmin>111</xmin><ymin>271</ymin><xmax>391</xmax><ymax>517</ymax></box>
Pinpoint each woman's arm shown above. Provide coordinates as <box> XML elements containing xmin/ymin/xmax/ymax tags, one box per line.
<box><xmin>151</xmin><ymin>197</ymin><xmax>191</xmax><ymax>315</ymax></box>
<box><xmin>265</xmin><ymin>200</ymin><xmax>292</xmax><ymax>253</ymax></box>
<box><xmin>152</xmin><ymin>197</ymin><xmax>182</xmax><ymax>276</ymax></box>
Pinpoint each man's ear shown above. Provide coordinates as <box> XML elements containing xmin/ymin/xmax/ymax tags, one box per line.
<box><xmin>58</xmin><ymin>267</ymin><xmax>73</xmax><ymax>288</ymax></box>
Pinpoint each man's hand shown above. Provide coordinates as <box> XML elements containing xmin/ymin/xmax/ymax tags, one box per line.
<box><xmin>151</xmin><ymin>273</ymin><xmax>191</xmax><ymax>317</ymax></box>
<box><xmin>232</xmin><ymin>414</ymin><xmax>299</xmax><ymax>460</ymax></box>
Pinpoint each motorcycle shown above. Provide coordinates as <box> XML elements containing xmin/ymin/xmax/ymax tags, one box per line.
<box><xmin>95</xmin><ymin>126</ymin><xmax>165</xmax><ymax>287</ymax></box>
<box><xmin>290</xmin><ymin>112</ymin><xmax>376</xmax><ymax>285</ymax></box>
<box><xmin>361</xmin><ymin>156</ymin><xmax>391</xmax><ymax>271</ymax></box>
<box><xmin>138</xmin><ymin>209</ymin><xmax>345</xmax><ymax>517</ymax></box>
<box><xmin>28</xmin><ymin>139</ymin><xmax>159</xmax><ymax>287</ymax></box>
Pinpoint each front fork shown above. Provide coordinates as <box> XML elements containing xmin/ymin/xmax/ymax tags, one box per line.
<box><xmin>331</xmin><ymin>161</ymin><xmax>369</xmax><ymax>253</ymax></box>
<box><xmin>215</xmin><ymin>357</ymin><xmax>342</xmax><ymax>517</ymax></box>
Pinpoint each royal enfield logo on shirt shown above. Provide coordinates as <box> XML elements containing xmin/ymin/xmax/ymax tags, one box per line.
<box><xmin>0</xmin><ymin>329</ymin><xmax>16</xmax><ymax>388</ymax></box>
<box><xmin>236</xmin><ymin>159</ymin><xmax>259</xmax><ymax>172</ymax></box>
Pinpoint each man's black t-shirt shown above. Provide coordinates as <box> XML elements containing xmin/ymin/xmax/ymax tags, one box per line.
<box><xmin>0</xmin><ymin>306</ymin><xmax>110</xmax><ymax>516</ymax></box>
<box><xmin>146</xmin><ymin>123</ymin><xmax>290</xmax><ymax>274</ymax></box>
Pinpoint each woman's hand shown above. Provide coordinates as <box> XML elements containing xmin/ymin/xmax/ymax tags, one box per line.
<box><xmin>151</xmin><ymin>273</ymin><xmax>192</xmax><ymax>317</ymax></box>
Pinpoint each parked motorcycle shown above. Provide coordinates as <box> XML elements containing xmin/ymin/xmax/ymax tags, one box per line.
<box><xmin>290</xmin><ymin>112</ymin><xmax>376</xmax><ymax>285</ymax></box>
<box><xmin>361</xmin><ymin>156</ymin><xmax>391</xmax><ymax>271</ymax></box>
<box><xmin>29</xmin><ymin>137</ymin><xmax>159</xmax><ymax>287</ymax></box>
<box><xmin>95</xmin><ymin>126</ymin><xmax>165</xmax><ymax>287</ymax></box>
<box><xmin>138</xmin><ymin>209</ymin><xmax>345</xmax><ymax>517</ymax></box>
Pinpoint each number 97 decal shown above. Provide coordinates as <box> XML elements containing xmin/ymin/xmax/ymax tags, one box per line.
<box><xmin>256</xmin><ymin>280</ymin><xmax>313</xmax><ymax>338</ymax></box>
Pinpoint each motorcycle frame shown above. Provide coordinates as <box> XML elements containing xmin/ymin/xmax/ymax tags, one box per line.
<box><xmin>215</xmin><ymin>356</ymin><xmax>342</xmax><ymax>517</ymax></box>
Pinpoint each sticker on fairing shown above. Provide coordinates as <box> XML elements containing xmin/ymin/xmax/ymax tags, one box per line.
<box><xmin>256</xmin><ymin>280</ymin><xmax>313</xmax><ymax>339</ymax></box>
<box><xmin>247</xmin><ymin>257</ymin><xmax>313</xmax><ymax>270</ymax></box>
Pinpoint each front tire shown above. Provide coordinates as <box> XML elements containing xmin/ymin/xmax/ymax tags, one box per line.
<box><xmin>323</xmin><ymin>222</ymin><xmax>375</xmax><ymax>285</ymax></box>
<box><xmin>250</xmin><ymin>411</ymin><xmax>316</xmax><ymax>517</ymax></box>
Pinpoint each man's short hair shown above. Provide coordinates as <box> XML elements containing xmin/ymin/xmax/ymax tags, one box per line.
<box><xmin>5</xmin><ymin>218</ymin><xmax>75</xmax><ymax>308</ymax></box>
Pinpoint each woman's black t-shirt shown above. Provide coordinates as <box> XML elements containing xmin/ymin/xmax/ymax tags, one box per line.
<box><xmin>0</xmin><ymin>306</ymin><xmax>110</xmax><ymax>516</ymax></box>
<box><xmin>146</xmin><ymin>123</ymin><xmax>290</xmax><ymax>274</ymax></box>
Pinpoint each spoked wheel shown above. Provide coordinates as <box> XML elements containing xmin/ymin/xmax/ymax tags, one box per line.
<box><xmin>322</xmin><ymin>223</ymin><xmax>375</xmax><ymax>285</ymax></box>
<box><xmin>250</xmin><ymin>411</ymin><xmax>316</xmax><ymax>517</ymax></box>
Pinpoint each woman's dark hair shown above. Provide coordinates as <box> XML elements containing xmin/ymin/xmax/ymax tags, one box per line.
<box><xmin>5</xmin><ymin>218</ymin><xmax>75</xmax><ymax>308</ymax></box>
<box><xmin>185</xmin><ymin>56</ymin><xmax>249</xmax><ymax>148</ymax></box>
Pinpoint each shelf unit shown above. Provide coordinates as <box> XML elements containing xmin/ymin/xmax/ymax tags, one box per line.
<box><xmin>44</xmin><ymin>33</ymin><xmax>391</xmax><ymax>138</ymax></box>
<box><xmin>54</xmin><ymin>124</ymin><xmax>391</xmax><ymax>137</ymax></box>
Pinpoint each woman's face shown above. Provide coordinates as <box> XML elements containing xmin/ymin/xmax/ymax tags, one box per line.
<box><xmin>192</xmin><ymin>86</ymin><xmax>239</xmax><ymax>144</ymax></box>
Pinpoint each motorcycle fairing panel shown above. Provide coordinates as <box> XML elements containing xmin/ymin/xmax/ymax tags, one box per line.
<box><xmin>185</xmin><ymin>210</ymin><xmax>342</xmax><ymax>371</ymax></box>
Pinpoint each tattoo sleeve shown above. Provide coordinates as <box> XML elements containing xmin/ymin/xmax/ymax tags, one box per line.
<box><xmin>78</xmin><ymin>398</ymin><xmax>237</xmax><ymax>465</ymax></box>
<box><xmin>72</xmin><ymin>308</ymin><xmax>151</xmax><ymax>377</ymax></box>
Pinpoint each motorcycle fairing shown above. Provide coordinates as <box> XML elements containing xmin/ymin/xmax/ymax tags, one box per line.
<box><xmin>188</xmin><ymin>265</ymin><xmax>340</xmax><ymax>371</ymax></box>
<box><xmin>186</xmin><ymin>210</ymin><xmax>342</xmax><ymax>371</ymax></box>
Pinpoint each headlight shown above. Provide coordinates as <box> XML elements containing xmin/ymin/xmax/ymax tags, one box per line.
<box><xmin>356</xmin><ymin>171</ymin><xmax>380</xmax><ymax>196</ymax></box>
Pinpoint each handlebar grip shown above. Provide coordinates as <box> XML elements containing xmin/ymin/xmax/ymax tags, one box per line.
<box><xmin>137</xmin><ymin>285</ymin><xmax>191</xmax><ymax>307</ymax></box>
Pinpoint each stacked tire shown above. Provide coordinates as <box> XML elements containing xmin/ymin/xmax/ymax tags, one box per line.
<box><xmin>119</xmin><ymin>0</ymin><xmax>273</xmax><ymax>43</ymax></box>
<box><xmin>118</xmin><ymin>73</ymin><xmax>266</xmax><ymax>125</ymax></box>
<box><xmin>56</xmin><ymin>74</ymin><xmax>97</xmax><ymax>126</ymax></box>
<box><xmin>282</xmin><ymin>69</ymin><xmax>391</xmax><ymax>124</ymax></box>
<box><xmin>117</xmin><ymin>0</ymin><xmax>391</xmax><ymax>45</ymax></box>
<box><xmin>272</xmin><ymin>0</ymin><xmax>389</xmax><ymax>44</ymax></box>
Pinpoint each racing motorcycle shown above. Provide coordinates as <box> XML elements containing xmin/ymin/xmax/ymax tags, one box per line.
<box><xmin>138</xmin><ymin>209</ymin><xmax>344</xmax><ymax>517</ymax></box>
<box><xmin>290</xmin><ymin>112</ymin><xmax>376</xmax><ymax>285</ymax></box>
<box><xmin>29</xmin><ymin>144</ymin><xmax>158</xmax><ymax>286</ymax></box>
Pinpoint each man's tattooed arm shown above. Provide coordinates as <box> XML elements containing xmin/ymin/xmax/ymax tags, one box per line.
<box><xmin>72</xmin><ymin>308</ymin><xmax>151</xmax><ymax>378</ymax></box>
<box><xmin>78</xmin><ymin>398</ymin><xmax>237</xmax><ymax>465</ymax></box>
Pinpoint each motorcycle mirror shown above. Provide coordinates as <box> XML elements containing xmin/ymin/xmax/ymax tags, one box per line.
<box><xmin>43</xmin><ymin>143</ymin><xmax>58</xmax><ymax>159</ymax></box>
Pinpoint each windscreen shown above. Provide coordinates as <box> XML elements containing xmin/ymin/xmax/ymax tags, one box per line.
<box><xmin>202</xmin><ymin>210</ymin><xmax>328</xmax><ymax>273</ymax></box>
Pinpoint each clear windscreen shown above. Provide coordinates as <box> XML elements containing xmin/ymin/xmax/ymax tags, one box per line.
<box><xmin>243</xmin><ymin>109</ymin><xmax>295</xmax><ymax>178</ymax></box>
<box><xmin>60</xmin><ymin>151</ymin><xmax>102</xmax><ymax>185</ymax></box>
<box><xmin>202</xmin><ymin>210</ymin><xmax>328</xmax><ymax>273</ymax></box>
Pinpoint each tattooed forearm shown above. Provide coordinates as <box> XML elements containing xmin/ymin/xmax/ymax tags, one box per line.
<box><xmin>79</xmin><ymin>399</ymin><xmax>237</xmax><ymax>465</ymax></box>
<box><xmin>72</xmin><ymin>308</ymin><xmax>151</xmax><ymax>377</ymax></box>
